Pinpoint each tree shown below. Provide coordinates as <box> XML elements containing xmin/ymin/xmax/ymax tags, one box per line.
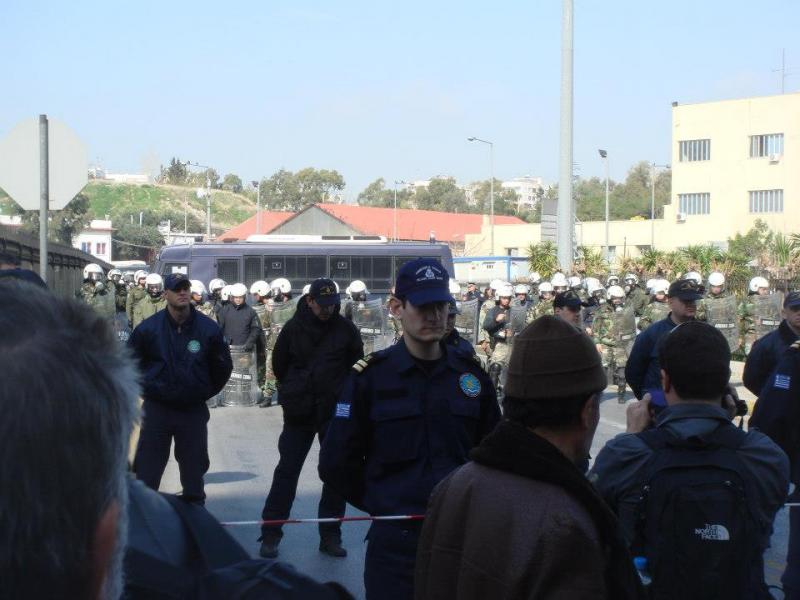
<box><xmin>413</xmin><ymin>178</ymin><xmax>468</xmax><ymax>212</ymax></box>
<box><xmin>17</xmin><ymin>192</ymin><xmax>91</xmax><ymax>245</ymax></box>
<box><xmin>260</xmin><ymin>168</ymin><xmax>346</xmax><ymax>211</ymax></box>
<box><xmin>160</xmin><ymin>157</ymin><xmax>188</xmax><ymax>185</ymax></box>
<box><xmin>357</xmin><ymin>178</ymin><xmax>412</xmax><ymax>208</ymax></box>
<box><xmin>113</xmin><ymin>223</ymin><xmax>164</xmax><ymax>262</ymax></box>
<box><xmin>261</xmin><ymin>169</ymin><xmax>301</xmax><ymax>210</ymax></box>
<box><xmin>470</xmin><ymin>179</ymin><xmax>520</xmax><ymax>216</ymax></box>
<box><xmin>221</xmin><ymin>173</ymin><xmax>243</xmax><ymax>193</ymax></box>
<box><xmin>188</xmin><ymin>168</ymin><xmax>220</xmax><ymax>189</ymax></box>
<box><xmin>526</xmin><ymin>241</ymin><xmax>559</xmax><ymax>279</ymax></box>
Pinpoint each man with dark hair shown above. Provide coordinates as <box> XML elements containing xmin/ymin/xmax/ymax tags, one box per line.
<box><xmin>258</xmin><ymin>278</ymin><xmax>363</xmax><ymax>560</ymax></box>
<box><xmin>591</xmin><ymin>321</ymin><xmax>788</xmax><ymax>598</ymax></box>
<box><xmin>625</xmin><ymin>278</ymin><xmax>702</xmax><ymax>405</ymax></box>
<box><xmin>0</xmin><ymin>280</ymin><xmax>139</xmax><ymax>599</ymax></box>
<box><xmin>415</xmin><ymin>316</ymin><xmax>641</xmax><ymax>600</ymax></box>
<box><xmin>319</xmin><ymin>259</ymin><xmax>500</xmax><ymax>600</ymax></box>
<box><xmin>553</xmin><ymin>290</ymin><xmax>584</xmax><ymax>327</ymax></box>
<box><xmin>129</xmin><ymin>272</ymin><xmax>232</xmax><ymax>505</ymax></box>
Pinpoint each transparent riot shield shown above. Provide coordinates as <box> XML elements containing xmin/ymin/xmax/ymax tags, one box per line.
<box><xmin>221</xmin><ymin>345</ymin><xmax>259</xmax><ymax>407</ymax></box>
<box><xmin>754</xmin><ymin>293</ymin><xmax>784</xmax><ymax>340</ymax></box>
<box><xmin>704</xmin><ymin>295</ymin><xmax>740</xmax><ymax>352</ymax></box>
<box><xmin>353</xmin><ymin>299</ymin><xmax>388</xmax><ymax>354</ymax></box>
<box><xmin>610</xmin><ymin>305</ymin><xmax>637</xmax><ymax>358</ymax></box>
<box><xmin>113</xmin><ymin>312</ymin><xmax>131</xmax><ymax>344</ymax></box>
<box><xmin>507</xmin><ymin>306</ymin><xmax>529</xmax><ymax>343</ymax></box>
<box><xmin>455</xmin><ymin>298</ymin><xmax>479</xmax><ymax>345</ymax></box>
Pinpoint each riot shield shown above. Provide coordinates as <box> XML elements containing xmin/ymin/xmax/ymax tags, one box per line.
<box><xmin>113</xmin><ymin>312</ymin><xmax>131</xmax><ymax>344</ymax></box>
<box><xmin>648</xmin><ymin>301</ymin><xmax>671</xmax><ymax>324</ymax></box>
<box><xmin>269</xmin><ymin>300</ymin><xmax>296</xmax><ymax>349</ymax></box>
<box><xmin>221</xmin><ymin>345</ymin><xmax>259</xmax><ymax>407</ymax></box>
<box><xmin>455</xmin><ymin>298</ymin><xmax>479</xmax><ymax>345</ymax></box>
<box><xmin>754</xmin><ymin>293</ymin><xmax>784</xmax><ymax>340</ymax></box>
<box><xmin>507</xmin><ymin>306</ymin><xmax>529</xmax><ymax>342</ymax></box>
<box><xmin>610</xmin><ymin>305</ymin><xmax>637</xmax><ymax>357</ymax></box>
<box><xmin>704</xmin><ymin>295</ymin><xmax>739</xmax><ymax>352</ymax></box>
<box><xmin>353</xmin><ymin>299</ymin><xmax>389</xmax><ymax>354</ymax></box>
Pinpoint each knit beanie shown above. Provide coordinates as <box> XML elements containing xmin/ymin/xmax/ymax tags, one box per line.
<box><xmin>505</xmin><ymin>315</ymin><xmax>607</xmax><ymax>399</ymax></box>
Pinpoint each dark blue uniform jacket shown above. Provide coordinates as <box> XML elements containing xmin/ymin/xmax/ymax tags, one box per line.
<box><xmin>624</xmin><ymin>315</ymin><xmax>677</xmax><ymax>399</ymax></box>
<box><xmin>129</xmin><ymin>305</ymin><xmax>232</xmax><ymax>409</ymax></box>
<box><xmin>445</xmin><ymin>329</ymin><xmax>477</xmax><ymax>357</ymax></box>
<box><xmin>744</xmin><ymin>320</ymin><xmax>799</xmax><ymax>397</ymax></box>
<box><xmin>318</xmin><ymin>339</ymin><xmax>500</xmax><ymax>516</ymax></box>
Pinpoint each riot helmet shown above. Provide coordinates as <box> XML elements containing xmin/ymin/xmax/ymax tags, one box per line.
<box><xmin>550</xmin><ymin>272</ymin><xmax>568</xmax><ymax>293</ymax></box>
<box><xmin>538</xmin><ymin>281</ymin><xmax>554</xmax><ymax>300</ymax></box>
<box><xmin>83</xmin><ymin>263</ymin><xmax>104</xmax><ymax>282</ymax></box>
<box><xmin>348</xmin><ymin>279</ymin><xmax>369</xmax><ymax>302</ymax></box>
<box><xmin>107</xmin><ymin>268</ymin><xmax>122</xmax><ymax>283</ymax></box>
<box><xmin>748</xmin><ymin>276</ymin><xmax>769</xmax><ymax>295</ymax></box>
<box><xmin>145</xmin><ymin>273</ymin><xmax>163</xmax><ymax>297</ymax></box>
<box><xmin>684</xmin><ymin>271</ymin><xmax>703</xmax><ymax>286</ymax></box>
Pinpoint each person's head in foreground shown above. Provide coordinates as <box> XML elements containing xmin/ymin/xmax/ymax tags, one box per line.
<box><xmin>503</xmin><ymin>315</ymin><xmax>607</xmax><ymax>468</ymax></box>
<box><xmin>0</xmin><ymin>281</ymin><xmax>138</xmax><ymax>599</ymax></box>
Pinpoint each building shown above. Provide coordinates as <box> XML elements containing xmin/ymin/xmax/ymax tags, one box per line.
<box><xmin>73</xmin><ymin>219</ymin><xmax>114</xmax><ymax>263</ymax></box>
<box><xmin>501</xmin><ymin>175</ymin><xmax>545</xmax><ymax>211</ymax></box>
<box><xmin>217</xmin><ymin>210</ymin><xmax>295</xmax><ymax>241</ymax></box>
<box><xmin>218</xmin><ymin>203</ymin><xmax>525</xmax><ymax>255</ymax></box>
<box><xmin>464</xmin><ymin>92</ymin><xmax>800</xmax><ymax>259</ymax></box>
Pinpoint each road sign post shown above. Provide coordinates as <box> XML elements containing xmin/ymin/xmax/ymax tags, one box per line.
<box><xmin>0</xmin><ymin>116</ymin><xmax>88</xmax><ymax>283</ymax></box>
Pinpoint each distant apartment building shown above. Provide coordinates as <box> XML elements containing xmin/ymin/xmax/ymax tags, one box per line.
<box><xmin>501</xmin><ymin>175</ymin><xmax>545</xmax><ymax>211</ymax></box>
<box><xmin>73</xmin><ymin>219</ymin><xmax>114</xmax><ymax>263</ymax></box>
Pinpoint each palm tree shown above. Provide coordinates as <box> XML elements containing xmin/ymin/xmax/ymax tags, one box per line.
<box><xmin>573</xmin><ymin>246</ymin><xmax>607</xmax><ymax>276</ymax></box>
<box><xmin>680</xmin><ymin>244</ymin><xmax>723</xmax><ymax>275</ymax></box>
<box><xmin>526</xmin><ymin>241</ymin><xmax>559</xmax><ymax>279</ymax></box>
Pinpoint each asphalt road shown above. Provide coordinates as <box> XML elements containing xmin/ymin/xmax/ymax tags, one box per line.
<box><xmin>158</xmin><ymin>365</ymin><xmax>789</xmax><ymax>599</ymax></box>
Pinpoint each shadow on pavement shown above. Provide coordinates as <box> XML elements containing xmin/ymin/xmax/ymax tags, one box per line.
<box><xmin>205</xmin><ymin>470</ymin><xmax>258</xmax><ymax>484</ymax></box>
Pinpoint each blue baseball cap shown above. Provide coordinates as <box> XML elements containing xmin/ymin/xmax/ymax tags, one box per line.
<box><xmin>164</xmin><ymin>272</ymin><xmax>191</xmax><ymax>291</ymax></box>
<box><xmin>309</xmin><ymin>278</ymin><xmax>340</xmax><ymax>306</ymax></box>
<box><xmin>394</xmin><ymin>258</ymin><xmax>452</xmax><ymax>306</ymax></box>
<box><xmin>784</xmin><ymin>291</ymin><xmax>800</xmax><ymax>308</ymax></box>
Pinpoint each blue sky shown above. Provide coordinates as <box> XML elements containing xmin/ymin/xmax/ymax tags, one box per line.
<box><xmin>1</xmin><ymin>0</ymin><xmax>797</xmax><ymax>199</ymax></box>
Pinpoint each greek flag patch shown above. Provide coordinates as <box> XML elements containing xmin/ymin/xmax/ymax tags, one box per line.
<box><xmin>774</xmin><ymin>374</ymin><xmax>791</xmax><ymax>390</ymax></box>
<box><xmin>335</xmin><ymin>403</ymin><xmax>351</xmax><ymax>419</ymax></box>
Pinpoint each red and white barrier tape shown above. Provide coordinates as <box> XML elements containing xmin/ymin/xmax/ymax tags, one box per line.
<box><xmin>220</xmin><ymin>514</ymin><xmax>425</xmax><ymax>527</ymax></box>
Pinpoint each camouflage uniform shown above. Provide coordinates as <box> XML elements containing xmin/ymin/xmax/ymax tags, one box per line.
<box><xmin>126</xmin><ymin>286</ymin><xmax>147</xmax><ymax>326</ymax></box>
<box><xmin>696</xmin><ymin>291</ymin><xmax>731</xmax><ymax>322</ymax></box>
<box><xmin>526</xmin><ymin>298</ymin><xmax>554</xmax><ymax>324</ymax></box>
<box><xmin>131</xmin><ymin>295</ymin><xmax>166</xmax><ymax>330</ymax></box>
<box><xmin>252</xmin><ymin>302</ymin><xmax>269</xmax><ymax>394</ymax></box>
<box><xmin>638</xmin><ymin>299</ymin><xmax>671</xmax><ymax>332</ymax></box>
<box><xmin>592</xmin><ymin>303</ymin><xmax>636</xmax><ymax>402</ymax></box>
<box><xmin>738</xmin><ymin>296</ymin><xmax>757</xmax><ymax>355</ymax></box>
<box><xmin>196</xmin><ymin>301</ymin><xmax>216</xmax><ymax>321</ymax></box>
<box><xmin>76</xmin><ymin>282</ymin><xmax>116</xmax><ymax>321</ymax></box>
<box><xmin>478</xmin><ymin>300</ymin><xmax>492</xmax><ymax>354</ymax></box>
<box><xmin>626</xmin><ymin>285</ymin><xmax>649</xmax><ymax>317</ymax></box>
<box><xmin>112</xmin><ymin>281</ymin><xmax>128</xmax><ymax>313</ymax></box>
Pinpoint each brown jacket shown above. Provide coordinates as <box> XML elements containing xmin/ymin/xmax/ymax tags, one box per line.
<box><xmin>415</xmin><ymin>420</ymin><xmax>642</xmax><ymax>600</ymax></box>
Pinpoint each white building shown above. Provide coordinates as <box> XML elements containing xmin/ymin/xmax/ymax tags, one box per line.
<box><xmin>501</xmin><ymin>175</ymin><xmax>544</xmax><ymax>210</ymax></box>
<box><xmin>73</xmin><ymin>219</ymin><xmax>114</xmax><ymax>263</ymax></box>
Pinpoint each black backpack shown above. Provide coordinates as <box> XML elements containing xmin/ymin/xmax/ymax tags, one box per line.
<box><xmin>631</xmin><ymin>423</ymin><xmax>770</xmax><ymax>600</ymax></box>
<box><xmin>124</xmin><ymin>493</ymin><xmax>352</xmax><ymax>600</ymax></box>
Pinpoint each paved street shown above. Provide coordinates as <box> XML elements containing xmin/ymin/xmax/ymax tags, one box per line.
<box><xmin>158</xmin><ymin>363</ymin><xmax>788</xmax><ymax>599</ymax></box>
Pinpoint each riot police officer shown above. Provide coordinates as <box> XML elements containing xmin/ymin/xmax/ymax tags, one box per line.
<box><xmin>344</xmin><ymin>279</ymin><xmax>369</xmax><ymax>321</ymax></box>
<box><xmin>527</xmin><ymin>280</ymin><xmax>555</xmax><ymax>323</ymax></box>
<box><xmin>131</xmin><ymin>273</ymin><xmax>167</xmax><ymax>329</ymax></box>
<box><xmin>444</xmin><ymin>299</ymin><xmax>476</xmax><ymax>357</ymax></box>
<box><xmin>464</xmin><ymin>281</ymin><xmax>480</xmax><ymax>302</ymax></box>
<box><xmin>190</xmin><ymin>280</ymin><xmax>215</xmax><ymax>319</ymax></box>
<box><xmin>76</xmin><ymin>263</ymin><xmax>115</xmax><ymax>320</ymax></box>
<box><xmin>319</xmin><ymin>258</ymin><xmax>500</xmax><ymax>600</ymax></box>
<box><xmin>208</xmin><ymin>278</ymin><xmax>226</xmax><ymax>316</ymax></box>
<box><xmin>126</xmin><ymin>270</ymin><xmax>148</xmax><ymax>326</ymax></box>
<box><xmin>638</xmin><ymin>278</ymin><xmax>671</xmax><ymax>331</ymax></box>
<box><xmin>477</xmin><ymin>279</ymin><xmax>503</xmax><ymax>355</ymax></box>
<box><xmin>483</xmin><ymin>283</ymin><xmax>515</xmax><ymax>392</ymax></box>
<box><xmin>250</xmin><ymin>280</ymin><xmax>271</xmax><ymax>404</ymax></box>
<box><xmin>697</xmin><ymin>272</ymin><xmax>739</xmax><ymax>351</ymax></box>
<box><xmin>512</xmin><ymin>283</ymin><xmax>530</xmax><ymax>307</ymax></box>
<box><xmin>623</xmin><ymin>272</ymin><xmax>648</xmax><ymax>316</ymax></box>
<box><xmin>592</xmin><ymin>285</ymin><xmax>636</xmax><ymax>403</ymax></box>
<box><xmin>583</xmin><ymin>278</ymin><xmax>606</xmax><ymax>334</ymax></box>
<box><xmin>107</xmin><ymin>268</ymin><xmax>128</xmax><ymax>313</ymax></box>
<box><xmin>740</xmin><ymin>276</ymin><xmax>773</xmax><ymax>354</ymax></box>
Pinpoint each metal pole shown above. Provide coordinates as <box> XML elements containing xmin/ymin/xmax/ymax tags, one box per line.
<box><xmin>650</xmin><ymin>162</ymin><xmax>655</xmax><ymax>249</ymax></box>
<box><xmin>256</xmin><ymin>181</ymin><xmax>261</xmax><ymax>234</ymax></box>
<box><xmin>557</xmin><ymin>0</ymin><xmax>574</xmax><ymax>271</ymax></box>
<box><xmin>393</xmin><ymin>184</ymin><xmax>398</xmax><ymax>241</ymax></box>
<box><xmin>206</xmin><ymin>175</ymin><xmax>211</xmax><ymax>240</ymax></box>
<box><xmin>38</xmin><ymin>115</ymin><xmax>49</xmax><ymax>284</ymax></box>
<box><xmin>604</xmin><ymin>154</ymin><xmax>610</xmax><ymax>261</ymax></box>
<box><xmin>489</xmin><ymin>143</ymin><xmax>495</xmax><ymax>255</ymax></box>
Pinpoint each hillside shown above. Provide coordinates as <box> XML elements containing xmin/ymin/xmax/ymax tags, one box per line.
<box><xmin>82</xmin><ymin>181</ymin><xmax>257</xmax><ymax>232</ymax></box>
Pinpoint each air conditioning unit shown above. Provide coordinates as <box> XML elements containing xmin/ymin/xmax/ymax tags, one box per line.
<box><xmin>769</xmin><ymin>153</ymin><xmax>782</xmax><ymax>163</ymax></box>
<box><xmin>676</xmin><ymin>212</ymin><xmax>687</xmax><ymax>223</ymax></box>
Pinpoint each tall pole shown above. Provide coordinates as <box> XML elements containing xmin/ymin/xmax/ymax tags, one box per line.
<box><xmin>38</xmin><ymin>115</ymin><xmax>49</xmax><ymax>284</ymax></box>
<box><xmin>557</xmin><ymin>0</ymin><xmax>574</xmax><ymax>272</ymax></box>
<box><xmin>650</xmin><ymin>162</ymin><xmax>655</xmax><ymax>249</ymax></box>
<box><xmin>601</xmin><ymin>151</ymin><xmax>609</xmax><ymax>261</ymax></box>
<box><xmin>393</xmin><ymin>184</ymin><xmax>398</xmax><ymax>241</ymax></box>
<box><xmin>206</xmin><ymin>174</ymin><xmax>211</xmax><ymax>240</ymax></box>
<box><xmin>256</xmin><ymin>182</ymin><xmax>261</xmax><ymax>234</ymax></box>
<box><xmin>489</xmin><ymin>142</ymin><xmax>495</xmax><ymax>255</ymax></box>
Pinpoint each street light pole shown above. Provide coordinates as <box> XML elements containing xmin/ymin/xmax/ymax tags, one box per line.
<box><xmin>467</xmin><ymin>137</ymin><xmax>495</xmax><ymax>254</ymax></box>
<box><xmin>598</xmin><ymin>149</ymin><xmax>609</xmax><ymax>261</ymax></box>
<box><xmin>188</xmin><ymin>161</ymin><xmax>213</xmax><ymax>240</ymax></box>
<box><xmin>650</xmin><ymin>162</ymin><xmax>670</xmax><ymax>249</ymax></box>
<box><xmin>252</xmin><ymin>180</ymin><xmax>261</xmax><ymax>234</ymax></box>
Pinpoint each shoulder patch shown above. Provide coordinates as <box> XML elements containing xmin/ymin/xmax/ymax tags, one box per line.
<box><xmin>792</xmin><ymin>340</ymin><xmax>800</xmax><ymax>352</ymax></box>
<box><xmin>352</xmin><ymin>352</ymin><xmax>381</xmax><ymax>374</ymax></box>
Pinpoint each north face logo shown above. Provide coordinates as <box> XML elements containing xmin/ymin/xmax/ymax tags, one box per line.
<box><xmin>694</xmin><ymin>524</ymin><xmax>730</xmax><ymax>541</ymax></box>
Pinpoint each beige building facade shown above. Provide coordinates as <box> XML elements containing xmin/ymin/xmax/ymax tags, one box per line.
<box><xmin>465</xmin><ymin>92</ymin><xmax>800</xmax><ymax>258</ymax></box>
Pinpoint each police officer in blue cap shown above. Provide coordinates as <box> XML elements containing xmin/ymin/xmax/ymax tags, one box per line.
<box><xmin>319</xmin><ymin>258</ymin><xmax>501</xmax><ymax>600</ymax></box>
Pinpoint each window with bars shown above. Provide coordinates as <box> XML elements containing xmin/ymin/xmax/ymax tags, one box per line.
<box><xmin>678</xmin><ymin>193</ymin><xmax>710</xmax><ymax>215</ymax></box>
<box><xmin>244</xmin><ymin>256</ymin><xmax>262</xmax><ymax>286</ymax></box>
<box><xmin>216</xmin><ymin>259</ymin><xmax>240</xmax><ymax>284</ymax></box>
<box><xmin>749</xmin><ymin>189</ymin><xmax>783</xmax><ymax>213</ymax></box>
<box><xmin>679</xmin><ymin>139</ymin><xmax>711</xmax><ymax>162</ymax></box>
<box><xmin>749</xmin><ymin>133</ymin><xmax>784</xmax><ymax>157</ymax></box>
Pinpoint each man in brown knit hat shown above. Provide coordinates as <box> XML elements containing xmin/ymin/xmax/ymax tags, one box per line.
<box><xmin>415</xmin><ymin>316</ymin><xmax>642</xmax><ymax>600</ymax></box>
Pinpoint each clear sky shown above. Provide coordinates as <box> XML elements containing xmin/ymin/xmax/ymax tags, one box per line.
<box><xmin>1</xmin><ymin>0</ymin><xmax>797</xmax><ymax>199</ymax></box>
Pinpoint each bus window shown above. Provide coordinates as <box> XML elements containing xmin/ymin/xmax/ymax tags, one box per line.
<box><xmin>265</xmin><ymin>257</ymin><xmax>284</xmax><ymax>281</ymax></box>
<box><xmin>372</xmin><ymin>256</ymin><xmax>392</xmax><ymax>290</ymax></box>
<box><xmin>350</xmin><ymin>255</ymin><xmax>372</xmax><ymax>286</ymax></box>
<box><xmin>217</xmin><ymin>259</ymin><xmax>240</xmax><ymax>284</ymax></box>
<box><xmin>285</xmin><ymin>256</ymin><xmax>305</xmax><ymax>281</ymax></box>
<box><xmin>308</xmin><ymin>256</ymin><xmax>326</xmax><ymax>280</ymax></box>
<box><xmin>163</xmin><ymin>263</ymin><xmax>189</xmax><ymax>276</ymax></box>
<box><xmin>331</xmin><ymin>256</ymin><xmax>350</xmax><ymax>283</ymax></box>
<box><xmin>244</xmin><ymin>256</ymin><xmax>262</xmax><ymax>286</ymax></box>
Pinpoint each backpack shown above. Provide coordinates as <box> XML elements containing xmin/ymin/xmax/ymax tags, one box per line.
<box><xmin>124</xmin><ymin>493</ymin><xmax>352</xmax><ymax>600</ymax></box>
<box><xmin>631</xmin><ymin>423</ymin><xmax>770</xmax><ymax>600</ymax></box>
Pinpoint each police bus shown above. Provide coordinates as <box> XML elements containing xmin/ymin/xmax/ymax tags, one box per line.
<box><xmin>152</xmin><ymin>234</ymin><xmax>454</xmax><ymax>296</ymax></box>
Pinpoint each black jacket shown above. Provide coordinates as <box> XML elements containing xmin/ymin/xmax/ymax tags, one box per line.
<box><xmin>129</xmin><ymin>306</ymin><xmax>232</xmax><ymax>409</ymax></box>
<box><xmin>217</xmin><ymin>302</ymin><xmax>261</xmax><ymax>349</ymax></box>
<box><xmin>272</xmin><ymin>297</ymin><xmax>363</xmax><ymax>425</ymax></box>
<box><xmin>744</xmin><ymin>320</ymin><xmax>799</xmax><ymax>397</ymax></box>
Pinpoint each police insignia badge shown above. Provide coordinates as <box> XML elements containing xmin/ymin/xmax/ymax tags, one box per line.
<box><xmin>459</xmin><ymin>373</ymin><xmax>481</xmax><ymax>397</ymax></box>
<box><xmin>187</xmin><ymin>340</ymin><xmax>201</xmax><ymax>353</ymax></box>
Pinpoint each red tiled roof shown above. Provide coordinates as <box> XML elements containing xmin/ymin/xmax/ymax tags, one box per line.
<box><xmin>314</xmin><ymin>204</ymin><xmax>524</xmax><ymax>243</ymax></box>
<box><xmin>217</xmin><ymin>210</ymin><xmax>294</xmax><ymax>241</ymax></box>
